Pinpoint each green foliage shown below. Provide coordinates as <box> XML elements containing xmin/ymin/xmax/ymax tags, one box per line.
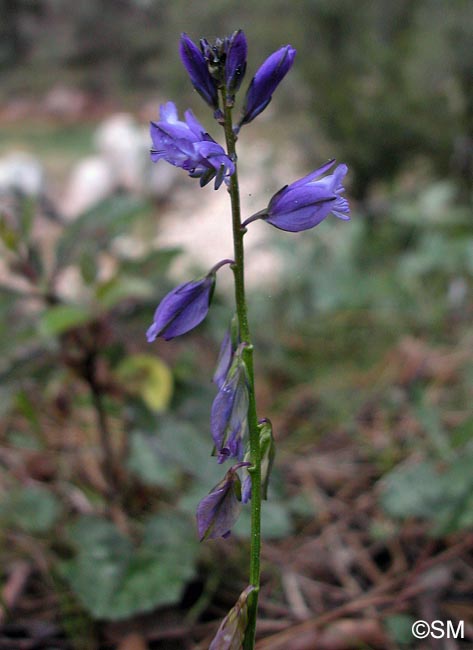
<box><xmin>0</xmin><ymin>193</ymin><xmax>207</xmax><ymax>623</ymax></box>
<box><xmin>61</xmin><ymin>512</ymin><xmax>199</xmax><ymax>620</ymax></box>
<box><xmin>39</xmin><ymin>304</ymin><xmax>93</xmax><ymax>337</ymax></box>
<box><xmin>385</xmin><ymin>614</ymin><xmax>416</xmax><ymax>646</ymax></box>
<box><xmin>54</xmin><ymin>195</ymin><xmax>150</xmax><ymax>269</ymax></box>
<box><xmin>0</xmin><ymin>485</ymin><xmax>62</xmax><ymax>533</ymax></box>
<box><xmin>380</xmin><ymin>451</ymin><xmax>473</xmax><ymax>535</ymax></box>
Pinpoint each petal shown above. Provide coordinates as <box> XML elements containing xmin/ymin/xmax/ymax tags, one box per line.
<box><xmin>211</xmin><ymin>374</ymin><xmax>238</xmax><ymax>452</ymax></box>
<box><xmin>159</xmin><ymin>101</ymin><xmax>179</xmax><ymax>123</ymax></box>
<box><xmin>196</xmin><ymin>467</ymin><xmax>242</xmax><ymax>540</ymax></box>
<box><xmin>266</xmin><ymin>201</ymin><xmax>335</xmax><ymax>232</ymax></box>
<box><xmin>269</xmin><ymin>185</ymin><xmax>336</xmax><ymax>215</ymax></box>
<box><xmin>330</xmin><ymin>163</ymin><xmax>348</xmax><ymax>193</ymax></box>
<box><xmin>184</xmin><ymin>109</ymin><xmax>206</xmax><ymax>138</ymax></box>
<box><xmin>289</xmin><ymin>159</ymin><xmax>336</xmax><ymax>190</ymax></box>
<box><xmin>332</xmin><ymin>196</ymin><xmax>351</xmax><ymax>220</ymax></box>
<box><xmin>213</xmin><ymin>329</ymin><xmax>233</xmax><ymax>388</ymax></box>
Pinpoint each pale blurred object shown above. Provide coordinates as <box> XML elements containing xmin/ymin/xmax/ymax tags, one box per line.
<box><xmin>60</xmin><ymin>156</ymin><xmax>115</xmax><ymax>219</ymax></box>
<box><xmin>95</xmin><ymin>113</ymin><xmax>179</xmax><ymax>198</ymax></box>
<box><xmin>42</xmin><ymin>85</ymin><xmax>90</xmax><ymax>120</ymax></box>
<box><xmin>0</xmin><ymin>152</ymin><xmax>44</xmax><ymax>196</ymax></box>
<box><xmin>95</xmin><ymin>113</ymin><xmax>145</xmax><ymax>192</ymax></box>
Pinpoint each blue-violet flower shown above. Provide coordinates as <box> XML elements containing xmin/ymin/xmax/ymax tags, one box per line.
<box><xmin>179</xmin><ymin>33</ymin><xmax>218</xmax><ymax>109</ymax></box>
<box><xmin>243</xmin><ymin>160</ymin><xmax>350</xmax><ymax>232</ymax></box>
<box><xmin>225</xmin><ymin>30</ymin><xmax>248</xmax><ymax>98</ymax></box>
<box><xmin>239</xmin><ymin>44</ymin><xmax>296</xmax><ymax>127</ymax></box>
<box><xmin>146</xmin><ymin>260</ymin><xmax>233</xmax><ymax>342</ymax></box>
<box><xmin>196</xmin><ymin>462</ymin><xmax>250</xmax><ymax>541</ymax></box>
<box><xmin>150</xmin><ymin>101</ymin><xmax>235</xmax><ymax>189</ymax></box>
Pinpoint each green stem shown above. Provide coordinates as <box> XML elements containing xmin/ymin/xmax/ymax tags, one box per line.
<box><xmin>221</xmin><ymin>94</ymin><xmax>262</xmax><ymax>650</ymax></box>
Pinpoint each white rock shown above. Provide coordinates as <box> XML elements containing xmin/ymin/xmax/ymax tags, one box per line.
<box><xmin>95</xmin><ymin>113</ymin><xmax>147</xmax><ymax>193</ymax></box>
<box><xmin>60</xmin><ymin>156</ymin><xmax>115</xmax><ymax>220</ymax></box>
<box><xmin>95</xmin><ymin>113</ymin><xmax>180</xmax><ymax>198</ymax></box>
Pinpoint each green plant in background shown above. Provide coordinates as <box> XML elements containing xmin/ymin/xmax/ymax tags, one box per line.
<box><xmin>0</xmin><ymin>191</ymin><xmax>209</xmax><ymax>624</ymax></box>
<box><xmin>145</xmin><ymin>31</ymin><xmax>349</xmax><ymax>649</ymax></box>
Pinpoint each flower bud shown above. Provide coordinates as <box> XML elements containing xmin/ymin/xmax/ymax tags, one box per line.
<box><xmin>225</xmin><ymin>30</ymin><xmax>248</xmax><ymax>99</ymax></box>
<box><xmin>146</xmin><ymin>275</ymin><xmax>214</xmax><ymax>342</ymax></box>
<box><xmin>240</xmin><ymin>44</ymin><xmax>296</xmax><ymax>126</ymax></box>
<box><xmin>146</xmin><ymin>260</ymin><xmax>232</xmax><ymax>342</ymax></box>
<box><xmin>259</xmin><ymin>418</ymin><xmax>276</xmax><ymax>500</ymax></box>
<box><xmin>179</xmin><ymin>33</ymin><xmax>218</xmax><ymax>109</ymax></box>
<box><xmin>241</xmin><ymin>418</ymin><xmax>275</xmax><ymax>503</ymax></box>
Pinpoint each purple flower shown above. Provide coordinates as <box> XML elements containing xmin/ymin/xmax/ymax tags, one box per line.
<box><xmin>243</xmin><ymin>160</ymin><xmax>350</xmax><ymax>232</ymax></box>
<box><xmin>211</xmin><ymin>345</ymin><xmax>249</xmax><ymax>463</ymax></box>
<box><xmin>150</xmin><ymin>102</ymin><xmax>235</xmax><ymax>189</ymax></box>
<box><xmin>196</xmin><ymin>463</ymin><xmax>250</xmax><ymax>541</ymax></box>
<box><xmin>179</xmin><ymin>33</ymin><xmax>218</xmax><ymax>109</ymax></box>
<box><xmin>209</xmin><ymin>585</ymin><xmax>254</xmax><ymax>650</ymax></box>
<box><xmin>225</xmin><ymin>30</ymin><xmax>247</xmax><ymax>98</ymax></box>
<box><xmin>146</xmin><ymin>260</ymin><xmax>233</xmax><ymax>342</ymax></box>
<box><xmin>239</xmin><ymin>45</ymin><xmax>296</xmax><ymax>127</ymax></box>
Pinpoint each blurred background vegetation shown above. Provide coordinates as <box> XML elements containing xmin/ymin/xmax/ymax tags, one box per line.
<box><xmin>0</xmin><ymin>1</ymin><xmax>472</xmax><ymax>649</ymax></box>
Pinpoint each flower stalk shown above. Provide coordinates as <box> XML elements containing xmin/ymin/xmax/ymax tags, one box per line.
<box><xmin>147</xmin><ymin>31</ymin><xmax>349</xmax><ymax>649</ymax></box>
<box><xmin>221</xmin><ymin>87</ymin><xmax>262</xmax><ymax>650</ymax></box>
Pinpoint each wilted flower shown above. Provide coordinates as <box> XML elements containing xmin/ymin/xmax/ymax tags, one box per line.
<box><xmin>213</xmin><ymin>316</ymin><xmax>240</xmax><ymax>389</ymax></box>
<box><xmin>243</xmin><ymin>160</ymin><xmax>350</xmax><ymax>232</ymax></box>
<box><xmin>147</xmin><ymin>259</ymin><xmax>233</xmax><ymax>342</ymax></box>
<box><xmin>150</xmin><ymin>102</ymin><xmax>235</xmax><ymax>189</ymax></box>
<box><xmin>196</xmin><ymin>462</ymin><xmax>250</xmax><ymax>541</ymax></box>
<box><xmin>179</xmin><ymin>33</ymin><xmax>218</xmax><ymax>109</ymax></box>
<box><xmin>211</xmin><ymin>344</ymin><xmax>249</xmax><ymax>463</ymax></box>
<box><xmin>209</xmin><ymin>585</ymin><xmax>255</xmax><ymax>650</ymax></box>
<box><xmin>239</xmin><ymin>44</ymin><xmax>296</xmax><ymax>127</ymax></box>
